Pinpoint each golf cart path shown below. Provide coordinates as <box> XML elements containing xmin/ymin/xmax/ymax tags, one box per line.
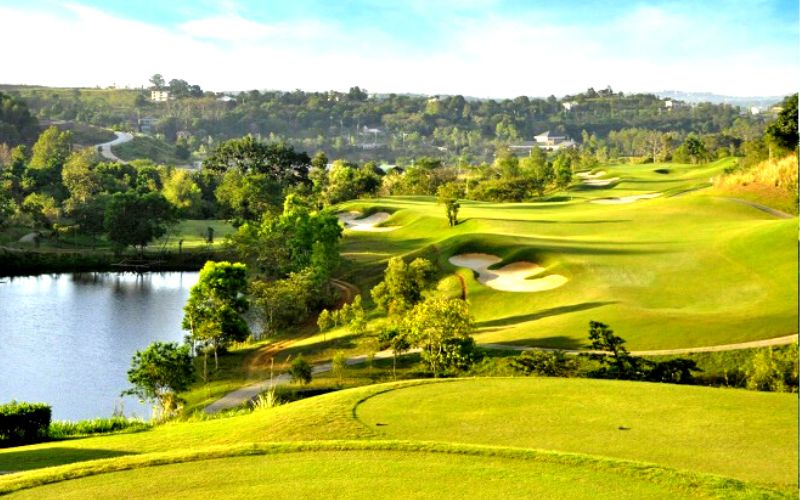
<box><xmin>205</xmin><ymin>333</ymin><xmax>797</xmax><ymax>413</ymax></box>
<box><xmin>96</xmin><ymin>131</ymin><xmax>133</xmax><ymax>162</ymax></box>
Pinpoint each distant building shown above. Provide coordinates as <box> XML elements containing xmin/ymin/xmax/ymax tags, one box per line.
<box><xmin>750</xmin><ymin>106</ymin><xmax>762</xmax><ymax>115</ymax></box>
<box><xmin>150</xmin><ymin>90</ymin><xmax>170</xmax><ymax>102</ymax></box>
<box><xmin>510</xmin><ymin>131</ymin><xmax>575</xmax><ymax>153</ymax></box>
<box><xmin>216</xmin><ymin>95</ymin><xmax>236</xmax><ymax>103</ymax></box>
<box><xmin>562</xmin><ymin>101</ymin><xmax>578</xmax><ymax>112</ymax></box>
<box><xmin>664</xmin><ymin>100</ymin><xmax>673</xmax><ymax>109</ymax></box>
<box><xmin>177</xmin><ymin>130</ymin><xmax>193</xmax><ymax>140</ymax></box>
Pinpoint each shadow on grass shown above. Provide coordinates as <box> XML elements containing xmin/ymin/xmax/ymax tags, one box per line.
<box><xmin>481</xmin><ymin>335</ymin><xmax>587</xmax><ymax>352</ymax></box>
<box><xmin>0</xmin><ymin>447</ymin><xmax>135</xmax><ymax>472</ymax></box>
<box><xmin>476</xmin><ymin>301</ymin><xmax>617</xmax><ymax>329</ymax></box>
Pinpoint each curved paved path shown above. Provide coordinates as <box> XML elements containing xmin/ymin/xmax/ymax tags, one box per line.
<box><xmin>204</xmin><ymin>333</ymin><xmax>797</xmax><ymax>414</ymax></box>
<box><xmin>96</xmin><ymin>131</ymin><xmax>133</xmax><ymax>162</ymax></box>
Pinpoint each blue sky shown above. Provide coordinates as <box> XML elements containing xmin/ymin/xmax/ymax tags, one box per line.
<box><xmin>0</xmin><ymin>0</ymin><xmax>796</xmax><ymax>96</ymax></box>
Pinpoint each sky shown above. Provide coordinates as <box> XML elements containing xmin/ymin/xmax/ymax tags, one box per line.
<box><xmin>0</xmin><ymin>0</ymin><xmax>796</xmax><ymax>98</ymax></box>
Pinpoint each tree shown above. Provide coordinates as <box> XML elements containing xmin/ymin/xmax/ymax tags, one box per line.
<box><xmin>104</xmin><ymin>191</ymin><xmax>176</xmax><ymax>255</ymax></box>
<box><xmin>586</xmin><ymin>321</ymin><xmax>639</xmax><ymax>378</ymax></box>
<box><xmin>673</xmin><ymin>134</ymin><xmax>709</xmax><ymax>164</ymax></box>
<box><xmin>204</xmin><ymin>136</ymin><xmax>310</xmax><ymax>186</ymax></box>
<box><xmin>251</xmin><ymin>269</ymin><xmax>317</xmax><ymax>335</ymax></box>
<box><xmin>511</xmin><ymin>350</ymin><xmax>575</xmax><ymax>377</ymax></box>
<box><xmin>289</xmin><ymin>356</ymin><xmax>312</xmax><ymax>384</ymax></box>
<box><xmin>317</xmin><ymin>309</ymin><xmax>333</xmax><ymax>333</ymax></box>
<box><xmin>62</xmin><ymin>148</ymin><xmax>101</xmax><ymax>208</ymax></box>
<box><xmin>149</xmin><ymin>74</ymin><xmax>165</xmax><ymax>90</ymax></box>
<box><xmin>162</xmin><ymin>168</ymin><xmax>202</xmax><ymax>216</ymax></box>
<box><xmin>371</xmin><ymin>257</ymin><xmax>436</xmax><ymax>316</ymax></box>
<box><xmin>331</xmin><ymin>351</ymin><xmax>347</xmax><ymax>385</ymax></box>
<box><xmin>348</xmin><ymin>294</ymin><xmax>367</xmax><ymax>334</ymax></box>
<box><xmin>520</xmin><ymin>147</ymin><xmax>553</xmax><ymax>196</ymax></box>
<box><xmin>765</xmin><ymin>94</ymin><xmax>798</xmax><ymax>154</ymax></box>
<box><xmin>122</xmin><ymin>341</ymin><xmax>194</xmax><ymax>419</ymax></box>
<box><xmin>27</xmin><ymin>126</ymin><xmax>72</xmax><ymax>196</ymax></box>
<box><xmin>403</xmin><ymin>297</ymin><xmax>475</xmax><ymax>376</ymax></box>
<box><xmin>437</xmin><ymin>182</ymin><xmax>463</xmax><ymax>226</ymax></box>
<box><xmin>183</xmin><ymin>261</ymin><xmax>250</xmax><ymax>371</ymax></box>
<box><xmin>0</xmin><ymin>92</ymin><xmax>39</xmax><ymax>146</ymax></box>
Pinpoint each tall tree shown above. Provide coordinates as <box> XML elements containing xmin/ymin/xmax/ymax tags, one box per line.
<box><xmin>103</xmin><ymin>190</ymin><xmax>176</xmax><ymax>254</ymax></box>
<box><xmin>183</xmin><ymin>261</ymin><xmax>250</xmax><ymax>371</ymax></box>
<box><xmin>403</xmin><ymin>297</ymin><xmax>476</xmax><ymax>376</ymax></box>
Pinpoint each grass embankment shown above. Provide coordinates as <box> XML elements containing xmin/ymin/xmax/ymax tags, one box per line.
<box><xmin>112</xmin><ymin>135</ymin><xmax>181</xmax><ymax>165</ymax></box>
<box><xmin>0</xmin><ymin>219</ymin><xmax>235</xmax><ymax>276</ymax></box>
<box><xmin>712</xmin><ymin>155</ymin><xmax>798</xmax><ymax>215</ymax></box>
<box><xmin>0</xmin><ymin>379</ymin><xmax>794</xmax><ymax>497</ymax></box>
<box><xmin>333</xmin><ymin>158</ymin><xmax>796</xmax><ymax>350</ymax></box>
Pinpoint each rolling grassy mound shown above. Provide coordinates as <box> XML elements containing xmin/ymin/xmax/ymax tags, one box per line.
<box><xmin>0</xmin><ymin>379</ymin><xmax>795</xmax><ymax>497</ymax></box>
<box><xmin>337</xmin><ymin>158</ymin><xmax>797</xmax><ymax>350</ymax></box>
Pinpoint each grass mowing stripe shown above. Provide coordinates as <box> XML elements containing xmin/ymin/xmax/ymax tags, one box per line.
<box><xmin>0</xmin><ymin>440</ymin><xmax>789</xmax><ymax>498</ymax></box>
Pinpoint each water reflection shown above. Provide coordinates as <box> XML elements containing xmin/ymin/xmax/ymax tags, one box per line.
<box><xmin>0</xmin><ymin>272</ymin><xmax>199</xmax><ymax>421</ymax></box>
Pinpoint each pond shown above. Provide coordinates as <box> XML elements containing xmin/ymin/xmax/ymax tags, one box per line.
<box><xmin>0</xmin><ymin>272</ymin><xmax>198</xmax><ymax>421</ymax></box>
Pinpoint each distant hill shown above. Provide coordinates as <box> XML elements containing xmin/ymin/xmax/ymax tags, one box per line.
<box><xmin>656</xmin><ymin>91</ymin><xmax>784</xmax><ymax>108</ymax></box>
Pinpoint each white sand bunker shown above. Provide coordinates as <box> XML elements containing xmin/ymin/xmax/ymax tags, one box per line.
<box><xmin>449</xmin><ymin>253</ymin><xmax>568</xmax><ymax>293</ymax></box>
<box><xmin>576</xmin><ymin>170</ymin><xmax>606</xmax><ymax>179</ymax></box>
<box><xmin>590</xmin><ymin>193</ymin><xmax>661</xmax><ymax>204</ymax></box>
<box><xmin>582</xmin><ymin>177</ymin><xmax>620</xmax><ymax>187</ymax></box>
<box><xmin>337</xmin><ymin>211</ymin><xmax>398</xmax><ymax>232</ymax></box>
<box><xmin>577</xmin><ymin>171</ymin><xmax>618</xmax><ymax>186</ymax></box>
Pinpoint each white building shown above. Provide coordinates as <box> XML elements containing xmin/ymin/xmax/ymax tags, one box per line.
<box><xmin>150</xmin><ymin>90</ymin><xmax>170</xmax><ymax>102</ymax></box>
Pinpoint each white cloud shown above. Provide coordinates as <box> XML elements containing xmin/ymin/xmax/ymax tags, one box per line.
<box><xmin>0</xmin><ymin>3</ymin><xmax>794</xmax><ymax>97</ymax></box>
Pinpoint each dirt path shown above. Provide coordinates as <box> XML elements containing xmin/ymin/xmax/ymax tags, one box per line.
<box><xmin>205</xmin><ymin>332</ymin><xmax>797</xmax><ymax>413</ymax></box>
<box><xmin>725</xmin><ymin>197</ymin><xmax>794</xmax><ymax>219</ymax></box>
<box><xmin>239</xmin><ymin>279</ymin><xmax>360</xmax><ymax>378</ymax></box>
<box><xmin>96</xmin><ymin>131</ymin><xmax>133</xmax><ymax>162</ymax></box>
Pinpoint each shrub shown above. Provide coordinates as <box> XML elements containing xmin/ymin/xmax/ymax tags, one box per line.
<box><xmin>511</xmin><ymin>350</ymin><xmax>576</xmax><ymax>377</ymax></box>
<box><xmin>289</xmin><ymin>356</ymin><xmax>313</xmax><ymax>384</ymax></box>
<box><xmin>48</xmin><ymin>417</ymin><xmax>150</xmax><ymax>439</ymax></box>
<box><xmin>0</xmin><ymin>401</ymin><xmax>51</xmax><ymax>446</ymax></box>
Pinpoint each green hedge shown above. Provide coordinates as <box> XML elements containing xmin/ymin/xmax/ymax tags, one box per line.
<box><xmin>0</xmin><ymin>401</ymin><xmax>51</xmax><ymax>446</ymax></box>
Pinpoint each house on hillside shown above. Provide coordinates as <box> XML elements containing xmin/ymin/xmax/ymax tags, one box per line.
<box><xmin>510</xmin><ymin>131</ymin><xmax>575</xmax><ymax>154</ymax></box>
<box><xmin>150</xmin><ymin>90</ymin><xmax>171</xmax><ymax>102</ymax></box>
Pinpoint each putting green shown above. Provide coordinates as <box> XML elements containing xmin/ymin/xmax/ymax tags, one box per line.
<box><xmin>356</xmin><ymin>378</ymin><xmax>798</xmax><ymax>488</ymax></box>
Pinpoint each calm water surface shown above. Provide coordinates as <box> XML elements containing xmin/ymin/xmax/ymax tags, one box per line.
<box><xmin>0</xmin><ymin>272</ymin><xmax>198</xmax><ymax>421</ymax></box>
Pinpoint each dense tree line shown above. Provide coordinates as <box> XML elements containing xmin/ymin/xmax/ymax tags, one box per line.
<box><xmin>2</xmin><ymin>84</ymin><xmax>771</xmax><ymax>163</ymax></box>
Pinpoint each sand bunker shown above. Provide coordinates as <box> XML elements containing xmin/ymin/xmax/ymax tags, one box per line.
<box><xmin>577</xmin><ymin>171</ymin><xmax>619</xmax><ymax>186</ymax></box>
<box><xmin>591</xmin><ymin>193</ymin><xmax>661</xmax><ymax>204</ymax></box>
<box><xmin>576</xmin><ymin>170</ymin><xmax>607</xmax><ymax>179</ymax></box>
<box><xmin>582</xmin><ymin>177</ymin><xmax>620</xmax><ymax>187</ymax></box>
<box><xmin>337</xmin><ymin>211</ymin><xmax>398</xmax><ymax>232</ymax></box>
<box><xmin>449</xmin><ymin>253</ymin><xmax>568</xmax><ymax>293</ymax></box>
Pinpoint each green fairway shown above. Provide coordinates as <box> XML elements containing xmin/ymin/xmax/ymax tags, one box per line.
<box><xmin>0</xmin><ymin>379</ymin><xmax>794</xmax><ymax>494</ymax></box>
<box><xmin>337</xmin><ymin>158</ymin><xmax>797</xmax><ymax>350</ymax></box>
<box><xmin>4</xmin><ymin>447</ymin><xmax>780</xmax><ymax>500</ymax></box>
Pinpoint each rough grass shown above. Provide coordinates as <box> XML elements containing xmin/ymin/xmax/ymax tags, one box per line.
<box><xmin>713</xmin><ymin>155</ymin><xmax>798</xmax><ymax>214</ymax></box>
<box><xmin>335</xmin><ymin>157</ymin><xmax>797</xmax><ymax>350</ymax></box>
<box><xmin>112</xmin><ymin>136</ymin><xmax>180</xmax><ymax>165</ymax></box>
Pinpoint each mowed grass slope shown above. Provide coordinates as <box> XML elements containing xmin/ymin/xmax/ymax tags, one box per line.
<box><xmin>338</xmin><ymin>159</ymin><xmax>797</xmax><ymax>350</ymax></box>
<box><xmin>0</xmin><ymin>379</ymin><xmax>795</xmax><ymax>497</ymax></box>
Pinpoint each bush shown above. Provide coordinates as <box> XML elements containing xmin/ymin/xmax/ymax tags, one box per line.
<box><xmin>48</xmin><ymin>416</ymin><xmax>150</xmax><ymax>439</ymax></box>
<box><xmin>511</xmin><ymin>350</ymin><xmax>576</xmax><ymax>377</ymax></box>
<box><xmin>289</xmin><ymin>356</ymin><xmax>313</xmax><ymax>384</ymax></box>
<box><xmin>0</xmin><ymin>401</ymin><xmax>51</xmax><ymax>446</ymax></box>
